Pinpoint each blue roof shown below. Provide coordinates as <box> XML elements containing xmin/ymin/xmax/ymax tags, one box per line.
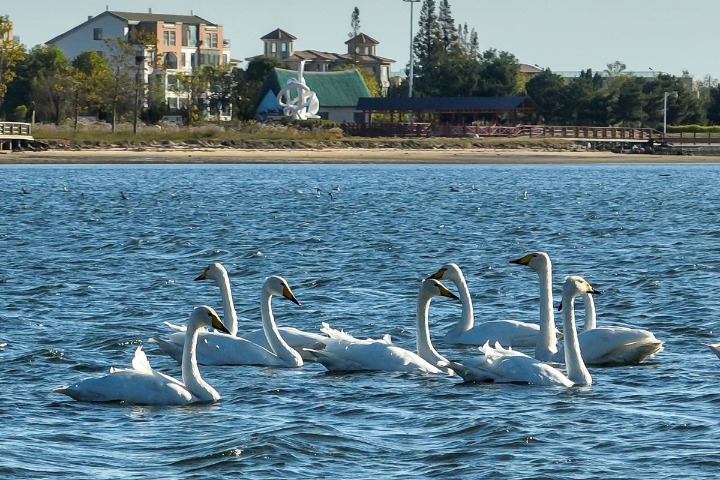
<box><xmin>356</xmin><ymin>96</ymin><xmax>534</xmax><ymax>111</ymax></box>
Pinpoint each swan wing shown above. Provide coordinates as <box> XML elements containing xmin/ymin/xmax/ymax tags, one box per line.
<box><xmin>446</xmin><ymin>320</ymin><xmax>545</xmax><ymax>347</ymax></box>
<box><xmin>153</xmin><ymin>330</ymin><xmax>287</xmax><ymax>366</ymax></box>
<box><xmin>455</xmin><ymin>344</ymin><xmax>572</xmax><ymax>386</ymax></box>
<box><xmin>559</xmin><ymin>327</ymin><xmax>663</xmax><ymax>366</ymax></box>
<box><xmin>309</xmin><ymin>338</ymin><xmax>441</xmax><ymax>374</ymax></box>
<box><xmin>53</xmin><ymin>368</ymin><xmax>194</xmax><ymax>405</ymax></box>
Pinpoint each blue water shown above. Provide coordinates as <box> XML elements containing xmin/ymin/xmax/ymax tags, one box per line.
<box><xmin>1</xmin><ymin>161</ymin><xmax>719</xmax><ymax>479</ymax></box>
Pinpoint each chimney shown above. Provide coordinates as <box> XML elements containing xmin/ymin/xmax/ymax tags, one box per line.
<box><xmin>148</xmin><ymin>8</ymin><xmax>152</xmax><ymax>14</ymax></box>
<box><xmin>88</xmin><ymin>15</ymin><xmax>93</xmax><ymax>21</ymax></box>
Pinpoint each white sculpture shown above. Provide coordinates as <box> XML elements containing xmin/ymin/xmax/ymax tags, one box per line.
<box><xmin>276</xmin><ymin>60</ymin><xmax>320</xmax><ymax>120</ymax></box>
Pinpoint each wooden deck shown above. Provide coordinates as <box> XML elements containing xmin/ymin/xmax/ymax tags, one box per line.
<box><xmin>0</xmin><ymin>122</ymin><xmax>34</xmax><ymax>150</ymax></box>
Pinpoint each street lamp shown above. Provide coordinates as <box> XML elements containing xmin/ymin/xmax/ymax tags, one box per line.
<box><xmin>663</xmin><ymin>90</ymin><xmax>678</xmax><ymax>136</ymax></box>
<box><xmin>403</xmin><ymin>0</ymin><xmax>420</xmax><ymax>123</ymax></box>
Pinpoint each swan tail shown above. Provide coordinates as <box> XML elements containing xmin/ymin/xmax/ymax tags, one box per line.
<box><xmin>130</xmin><ymin>345</ymin><xmax>153</xmax><ymax>373</ymax></box>
<box><xmin>148</xmin><ymin>337</ymin><xmax>183</xmax><ymax>363</ymax></box>
<box><xmin>707</xmin><ymin>343</ymin><xmax>720</xmax><ymax>360</ymax></box>
<box><xmin>442</xmin><ymin>360</ymin><xmax>495</xmax><ymax>383</ymax></box>
<box><xmin>163</xmin><ymin>321</ymin><xmax>187</xmax><ymax>332</ymax></box>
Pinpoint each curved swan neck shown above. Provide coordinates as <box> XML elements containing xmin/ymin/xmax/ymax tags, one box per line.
<box><xmin>216</xmin><ymin>272</ymin><xmax>239</xmax><ymax>336</ymax></box>
<box><xmin>582</xmin><ymin>293</ymin><xmax>596</xmax><ymax>331</ymax></box>
<box><xmin>449</xmin><ymin>273</ymin><xmax>474</xmax><ymax>335</ymax></box>
<box><xmin>561</xmin><ymin>293</ymin><xmax>592</xmax><ymax>386</ymax></box>
<box><xmin>182</xmin><ymin>322</ymin><xmax>218</xmax><ymax>401</ymax></box>
<box><xmin>534</xmin><ymin>265</ymin><xmax>559</xmax><ymax>361</ymax></box>
<box><xmin>260</xmin><ymin>289</ymin><xmax>302</xmax><ymax>365</ymax></box>
<box><xmin>416</xmin><ymin>291</ymin><xmax>449</xmax><ymax>367</ymax></box>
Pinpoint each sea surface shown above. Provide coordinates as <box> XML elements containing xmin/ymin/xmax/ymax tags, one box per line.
<box><xmin>1</xmin><ymin>161</ymin><xmax>719</xmax><ymax>479</ymax></box>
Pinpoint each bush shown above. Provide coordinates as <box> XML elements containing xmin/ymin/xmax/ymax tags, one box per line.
<box><xmin>14</xmin><ymin>105</ymin><xmax>28</xmax><ymax>122</ymax></box>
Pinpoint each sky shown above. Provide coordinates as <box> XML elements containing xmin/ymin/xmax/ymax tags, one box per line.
<box><xmin>5</xmin><ymin>0</ymin><xmax>720</xmax><ymax>80</ymax></box>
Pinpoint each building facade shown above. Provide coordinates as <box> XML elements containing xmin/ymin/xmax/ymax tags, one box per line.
<box><xmin>46</xmin><ymin>9</ymin><xmax>232</xmax><ymax>119</ymax></box>
<box><xmin>251</xmin><ymin>28</ymin><xmax>394</xmax><ymax>96</ymax></box>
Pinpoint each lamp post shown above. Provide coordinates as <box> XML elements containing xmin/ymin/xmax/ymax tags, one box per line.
<box><xmin>663</xmin><ymin>90</ymin><xmax>678</xmax><ymax>136</ymax></box>
<box><xmin>403</xmin><ymin>0</ymin><xmax>420</xmax><ymax>123</ymax></box>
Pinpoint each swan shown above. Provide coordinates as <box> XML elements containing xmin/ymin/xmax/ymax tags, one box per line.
<box><xmin>54</xmin><ymin>305</ymin><xmax>230</xmax><ymax>405</ymax></box>
<box><xmin>446</xmin><ymin>275</ymin><xmax>598</xmax><ymax>386</ymax></box>
<box><xmin>193</xmin><ymin>263</ymin><xmax>325</xmax><ymax>359</ymax></box>
<box><xmin>306</xmin><ymin>278</ymin><xmax>458</xmax><ymax>374</ymax></box>
<box><xmin>152</xmin><ymin>275</ymin><xmax>305</xmax><ymax>367</ymax></box>
<box><xmin>510</xmin><ymin>251</ymin><xmax>663</xmax><ymax>366</ymax></box>
<box><xmin>707</xmin><ymin>343</ymin><xmax>720</xmax><ymax>359</ymax></box>
<box><xmin>428</xmin><ymin>263</ymin><xmax>555</xmax><ymax>347</ymax></box>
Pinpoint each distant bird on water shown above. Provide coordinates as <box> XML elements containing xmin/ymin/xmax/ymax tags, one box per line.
<box><xmin>120</xmin><ymin>191</ymin><xmax>129</xmax><ymax>200</ymax></box>
<box><xmin>21</xmin><ymin>187</ymin><xmax>29</xmax><ymax>194</ymax></box>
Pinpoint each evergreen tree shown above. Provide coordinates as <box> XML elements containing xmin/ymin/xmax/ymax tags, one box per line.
<box><xmin>438</xmin><ymin>0</ymin><xmax>459</xmax><ymax>53</ymax></box>
<box><xmin>411</xmin><ymin>0</ymin><xmax>442</xmax><ymax>96</ymax></box>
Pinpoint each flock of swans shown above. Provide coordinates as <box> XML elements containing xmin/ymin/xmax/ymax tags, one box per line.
<box><xmin>54</xmin><ymin>251</ymin><xmax>667</xmax><ymax>406</ymax></box>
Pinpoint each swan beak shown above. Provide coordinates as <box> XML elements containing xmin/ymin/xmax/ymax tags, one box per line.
<box><xmin>210</xmin><ymin>313</ymin><xmax>231</xmax><ymax>334</ymax></box>
<box><xmin>194</xmin><ymin>269</ymin><xmax>208</xmax><ymax>281</ymax></box>
<box><xmin>428</xmin><ymin>267</ymin><xmax>447</xmax><ymax>280</ymax></box>
<box><xmin>283</xmin><ymin>285</ymin><xmax>301</xmax><ymax>306</ymax></box>
<box><xmin>588</xmin><ymin>287</ymin><xmax>602</xmax><ymax>296</ymax></box>
<box><xmin>438</xmin><ymin>283</ymin><xmax>460</xmax><ymax>301</ymax></box>
<box><xmin>509</xmin><ymin>253</ymin><xmax>533</xmax><ymax>265</ymax></box>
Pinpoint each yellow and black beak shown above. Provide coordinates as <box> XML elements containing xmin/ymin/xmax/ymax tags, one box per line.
<box><xmin>211</xmin><ymin>312</ymin><xmax>231</xmax><ymax>334</ymax></box>
<box><xmin>282</xmin><ymin>283</ymin><xmax>301</xmax><ymax>306</ymax></box>
<box><xmin>428</xmin><ymin>267</ymin><xmax>447</xmax><ymax>280</ymax></box>
<box><xmin>437</xmin><ymin>281</ymin><xmax>460</xmax><ymax>301</ymax></box>
<box><xmin>194</xmin><ymin>268</ymin><xmax>208</xmax><ymax>281</ymax></box>
<box><xmin>509</xmin><ymin>253</ymin><xmax>533</xmax><ymax>266</ymax></box>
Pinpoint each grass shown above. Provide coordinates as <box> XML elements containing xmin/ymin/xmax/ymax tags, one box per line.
<box><xmin>30</xmin><ymin>121</ymin><xmax>578</xmax><ymax>151</ymax></box>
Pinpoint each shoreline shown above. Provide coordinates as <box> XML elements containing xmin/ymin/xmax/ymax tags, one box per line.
<box><xmin>1</xmin><ymin>147</ymin><xmax>719</xmax><ymax>164</ymax></box>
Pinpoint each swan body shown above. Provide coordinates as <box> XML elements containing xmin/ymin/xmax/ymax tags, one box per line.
<box><xmin>448</xmin><ymin>276</ymin><xmax>598</xmax><ymax>387</ymax></box>
<box><xmin>511</xmin><ymin>252</ymin><xmax>663</xmax><ymax>366</ymax></box>
<box><xmin>196</xmin><ymin>263</ymin><xmax>325</xmax><ymax>359</ymax></box>
<box><xmin>307</xmin><ymin>279</ymin><xmax>458</xmax><ymax>375</ymax></box>
<box><xmin>54</xmin><ymin>306</ymin><xmax>230</xmax><ymax>405</ymax></box>
<box><xmin>429</xmin><ymin>263</ymin><xmax>554</xmax><ymax>347</ymax></box>
<box><xmin>153</xmin><ymin>275</ymin><xmax>305</xmax><ymax>367</ymax></box>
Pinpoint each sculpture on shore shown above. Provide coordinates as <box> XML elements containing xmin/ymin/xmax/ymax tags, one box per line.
<box><xmin>276</xmin><ymin>61</ymin><xmax>320</xmax><ymax>120</ymax></box>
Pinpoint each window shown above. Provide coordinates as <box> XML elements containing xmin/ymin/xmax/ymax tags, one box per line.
<box><xmin>165</xmin><ymin>52</ymin><xmax>177</xmax><ymax>69</ymax></box>
<box><xmin>163</xmin><ymin>31</ymin><xmax>169</xmax><ymax>46</ymax></box>
<box><xmin>169</xmin><ymin>31</ymin><xmax>176</xmax><ymax>46</ymax></box>
<box><xmin>281</xmin><ymin>42</ymin><xmax>287</xmax><ymax>52</ymax></box>
<box><xmin>204</xmin><ymin>33</ymin><xmax>218</xmax><ymax>48</ymax></box>
<box><xmin>93</xmin><ymin>28</ymin><xmax>103</xmax><ymax>40</ymax></box>
<box><xmin>181</xmin><ymin>52</ymin><xmax>186</xmax><ymax>67</ymax></box>
<box><xmin>271</xmin><ymin>43</ymin><xmax>277</xmax><ymax>53</ymax></box>
<box><xmin>167</xmin><ymin>75</ymin><xmax>178</xmax><ymax>89</ymax></box>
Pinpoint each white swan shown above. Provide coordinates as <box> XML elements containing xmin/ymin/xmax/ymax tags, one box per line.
<box><xmin>446</xmin><ymin>275</ymin><xmax>597</xmax><ymax>386</ymax></box>
<box><xmin>707</xmin><ymin>343</ymin><xmax>720</xmax><ymax>359</ymax></box>
<box><xmin>428</xmin><ymin>263</ymin><xmax>554</xmax><ymax>347</ymax></box>
<box><xmin>54</xmin><ymin>305</ymin><xmax>230</xmax><ymax>405</ymax></box>
<box><xmin>511</xmin><ymin>251</ymin><xmax>663</xmax><ymax>366</ymax></box>
<box><xmin>307</xmin><ymin>278</ymin><xmax>458</xmax><ymax>374</ymax></box>
<box><xmin>195</xmin><ymin>263</ymin><xmax>325</xmax><ymax>359</ymax></box>
<box><xmin>152</xmin><ymin>275</ymin><xmax>305</xmax><ymax>367</ymax></box>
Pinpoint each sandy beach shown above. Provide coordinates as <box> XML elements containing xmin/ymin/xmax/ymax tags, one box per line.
<box><xmin>1</xmin><ymin>146</ymin><xmax>719</xmax><ymax>164</ymax></box>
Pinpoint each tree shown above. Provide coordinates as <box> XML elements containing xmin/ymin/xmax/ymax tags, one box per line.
<box><xmin>525</xmin><ymin>70</ymin><xmax>568</xmax><ymax>124</ymax></box>
<box><xmin>71</xmin><ymin>50</ymin><xmax>112</xmax><ymax>126</ymax></box>
<box><xmin>23</xmin><ymin>45</ymin><xmax>73</xmax><ymax>124</ymax></box>
<box><xmin>0</xmin><ymin>15</ymin><xmax>26</xmax><ymax>118</ymax></box>
<box><xmin>411</xmin><ymin>0</ymin><xmax>442</xmax><ymax>96</ymax></box>
<box><xmin>104</xmin><ymin>37</ymin><xmax>141</xmax><ymax>132</ymax></box>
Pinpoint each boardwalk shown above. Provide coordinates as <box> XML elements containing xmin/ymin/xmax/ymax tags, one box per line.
<box><xmin>0</xmin><ymin>122</ymin><xmax>34</xmax><ymax>150</ymax></box>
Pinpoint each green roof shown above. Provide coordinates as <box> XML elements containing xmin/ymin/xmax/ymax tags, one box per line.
<box><xmin>264</xmin><ymin>68</ymin><xmax>371</xmax><ymax>108</ymax></box>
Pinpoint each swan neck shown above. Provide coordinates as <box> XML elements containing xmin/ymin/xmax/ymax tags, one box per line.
<box><xmin>181</xmin><ymin>322</ymin><xmax>216</xmax><ymax>401</ymax></box>
<box><xmin>450</xmin><ymin>274</ymin><xmax>474</xmax><ymax>335</ymax></box>
<box><xmin>583</xmin><ymin>293</ymin><xmax>596</xmax><ymax>331</ymax></box>
<box><xmin>416</xmin><ymin>292</ymin><xmax>449</xmax><ymax>368</ymax></box>
<box><xmin>562</xmin><ymin>294</ymin><xmax>592</xmax><ymax>386</ymax></box>
<box><xmin>534</xmin><ymin>266</ymin><xmax>558</xmax><ymax>361</ymax></box>
<box><xmin>260</xmin><ymin>289</ymin><xmax>301</xmax><ymax>365</ymax></box>
<box><xmin>217</xmin><ymin>273</ymin><xmax>238</xmax><ymax>336</ymax></box>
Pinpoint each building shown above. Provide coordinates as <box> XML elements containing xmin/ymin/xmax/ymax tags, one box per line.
<box><xmin>249</xmin><ymin>28</ymin><xmax>394</xmax><ymax>96</ymax></box>
<box><xmin>46</xmin><ymin>9</ymin><xmax>232</xmax><ymax>119</ymax></box>
<box><xmin>256</xmin><ymin>67</ymin><xmax>371</xmax><ymax>123</ymax></box>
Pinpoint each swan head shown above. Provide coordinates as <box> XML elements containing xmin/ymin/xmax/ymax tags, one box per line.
<box><xmin>558</xmin><ymin>276</ymin><xmax>601</xmax><ymax>311</ymax></box>
<box><xmin>264</xmin><ymin>276</ymin><xmax>301</xmax><ymax>306</ymax></box>
<box><xmin>189</xmin><ymin>305</ymin><xmax>231</xmax><ymax>334</ymax></box>
<box><xmin>421</xmin><ymin>278</ymin><xmax>460</xmax><ymax>301</ymax></box>
<box><xmin>194</xmin><ymin>262</ymin><xmax>227</xmax><ymax>283</ymax></box>
<box><xmin>509</xmin><ymin>251</ymin><xmax>551</xmax><ymax>272</ymax></box>
<box><xmin>427</xmin><ymin>263</ymin><xmax>463</xmax><ymax>283</ymax></box>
